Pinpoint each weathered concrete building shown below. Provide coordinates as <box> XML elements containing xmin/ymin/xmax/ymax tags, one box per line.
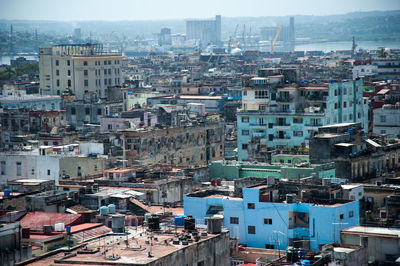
<box><xmin>341</xmin><ymin>226</ymin><xmax>400</xmax><ymax>264</ymax></box>
<box><xmin>22</xmin><ymin>226</ymin><xmax>230</xmax><ymax>266</ymax></box>
<box><xmin>0</xmin><ymin>222</ymin><xmax>32</xmax><ymax>266</ymax></box>
<box><xmin>119</xmin><ymin>120</ymin><xmax>224</xmax><ymax>166</ymax></box>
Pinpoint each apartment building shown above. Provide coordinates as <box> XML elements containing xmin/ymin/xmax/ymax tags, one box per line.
<box><xmin>39</xmin><ymin>43</ymin><xmax>123</xmax><ymax>99</ymax></box>
<box><xmin>184</xmin><ymin>186</ymin><xmax>360</xmax><ymax>251</ymax></box>
<box><xmin>119</xmin><ymin>120</ymin><xmax>224</xmax><ymax>166</ymax></box>
<box><xmin>237</xmin><ymin>76</ymin><xmax>369</xmax><ymax>161</ymax></box>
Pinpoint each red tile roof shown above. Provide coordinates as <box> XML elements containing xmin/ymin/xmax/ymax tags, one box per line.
<box><xmin>21</xmin><ymin>212</ymin><xmax>83</xmax><ymax>230</ymax></box>
<box><xmin>65</xmin><ymin>223</ymin><xmax>104</xmax><ymax>234</ymax></box>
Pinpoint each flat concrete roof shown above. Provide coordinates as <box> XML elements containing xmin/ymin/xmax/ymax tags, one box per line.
<box><xmin>342</xmin><ymin>226</ymin><xmax>400</xmax><ymax>238</ymax></box>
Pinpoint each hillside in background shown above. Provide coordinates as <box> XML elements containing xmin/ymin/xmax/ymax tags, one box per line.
<box><xmin>0</xmin><ymin>10</ymin><xmax>399</xmax><ymax>53</ymax></box>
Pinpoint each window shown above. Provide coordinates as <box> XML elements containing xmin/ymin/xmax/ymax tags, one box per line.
<box><xmin>104</xmin><ymin>60</ymin><xmax>107</xmax><ymax>65</ymax></box>
<box><xmin>77</xmin><ymin>166</ymin><xmax>81</xmax><ymax>177</ymax></box>
<box><xmin>243</xmin><ymin>90</ymin><xmax>247</xmax><ymax>96</ymax></box>
<box><xmin>108</xmin><ymin>69</ymin><xmax>111</xmax><ymax>75</ymax></box>
<box><xmin>334</xmin><ymin>89</ymin><xmax>337</xmax><ymax>96</ymax></box>
<box><xmin>230</xmin><ymin>217</ymin><xmax>239</xmax><ymax>224</ymax></box>
<box><xmin>104</xmin><ymin>69</ymin><xmax>107</xmax><ymax>75</ymax></box>
<box><xmin>255</xmin><ymin>90</ymin><xmax>268</xmax><ymax>99</ymax></box>
<box><xmin>247</xmin><ymin>203</ymin><xmax>255</xmax><ymax>209</ymax></box>
<box><xmin>242</xmin><ymin>144</ymin><xmax>248</xmax><ymax>150</ymax></box>
<box><xmin>248</xmin><ymin>225</ymin><xmax>256</xmax><ymax>234</ymax></box>
<box><xmin>67</xmin><ymin>60</ymin><xmax>70</xmax><ymax>66</ymax></box>
<box><xmin>47</xmin><ymin>169</ymin><xmax>51</xmax><ymax>175</ymax></box>
<box><xmin>67</xmin><ymin>70</ymin><xmax>71</xmax><ymax>76</ymax></box>
<box><xmin>241</xmin><ymin>117</ymin><xmax>249</xmax><ymax>123</ymax></box>
<box><xmin>349</xmin><ymin>114</ymin><xmax>353</xmax><ymax>120</ymax></box>
<box><xmin>84</xmin><ymin>80</ymin><xmax>88</xmax><ymax>87</ymax></box>
<box><xmin>340</xmin><ymin>214</ymin><xmax>344</xmax><ymax>220</ymax></box>
<box><xmin>16</xmin><ymin>162</ymin><xmax>21</xmax><ymax>176</ymax></box>
<box><xmin>349</xmin><ymin>211</ymin><xmax>354</xmax><ymax>217</ymax></box>
<box><xmin>259</xmin><ymin>118</ymin><xmax>265</xmax><ymax>125</ymax></box>
<box><xmin>358</xmin><ymin>112</ymin><xmax>361</xmax><ymax>119</ymax></box>
<box><xmin>104</xmin><ymin>79</ymin><xmax>107</xmax><ymax>85</ymax></box>
<box><xmin>334</xmin><ymin>103</ymin><xmax>338</xmax><ymax>109</ymax></box>
<box><xmin>71</xmin><ymin>107</ymin><xmax>76</xmax><ymax>115</ymax></box>
<box><xmin>97</xmin><ymin>109</ymin><xmax>102</xmax><ymax>115</ymax></box>
<box><xmin>108</xmin><ymin>124</ymin><xmax>112</xmax><ymax>130</ymax></box>
<box><xmin>1</xmin><ymin>161</ymin><xmax>5</xmax><ymax>175</ymax></box>
<box><xmin>85</xmin><ymin>108</ymin><xmax>90</xmax><ymax>115</ymax></box>
<box><xmin>55</xmin><ymin>60</ymin><xmax>59</xmax><ymax>66</ymax></box>
<box><xmin>265</xmin><ymin>244</ymin><xmax>275</xmax><ymax>249</ymax></box>
<box><xmin>67</xmin><ymin>79</ymin><xmax>71</xmax><ymax>87</ymax></box>
<box><xmin>343</xmin><ymin>101</ymin><xmax>347</xmax><ymax>108</ymax></box>
<box><xmin>56</xmin><ymin>80</ymin><xmax>60</xmax><ymax>86</ymax></box>
<box><xmin>264</xmin><ymin>218</ymin><xmax>272</xmax><ymax>224</ymax></box>
<box><xmin>32</xmin><ymin>169</ymin><xmax>35</xmax><ymax>175</ymax></box>
<box><xmin>293</xmin><ymin>131</ymin><xmax>303</xmax><ymax>137</ymax></box>
<box><xmin>242</xmin><ymin>130</ymin><xmax>249</xmax><ymax>136</ymax></box>
<box><xmin>56</xmin><ymin>69</ymin><xmax>59</xmax><ymax>76</ymax></box>
<box><xmin>84</xmin><ymin>70</ymin><xmax>88</xmax><ymax>76</ymax></box>
<box><xmin>83</xmin><ymin>61</ymin><xmax>88</xmax><ymax>66</ymax></box>
<box><xmin>293</xmin><ymin>117</ymin><xmax>303</xmax><ymax>124</ymax></box>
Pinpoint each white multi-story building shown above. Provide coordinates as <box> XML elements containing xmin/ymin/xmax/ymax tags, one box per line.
<box><xmin>0</xmin><ymin>145</ymin><xmax>107</xmax><ymax>185</ymax></box>
<box><xmin>373</xmin><ymin>104</ymin><xmax>400</xmax><ymax>136</ymax></box>
<box><xmin>39</xmin><ymin>43</ymin><xmax>123</xmax><ymax>99</ymax></box>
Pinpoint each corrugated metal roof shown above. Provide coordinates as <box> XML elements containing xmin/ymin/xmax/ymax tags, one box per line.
<box><xmin>21</xmin><ymin>212</ymin><xmax>83</xmax><ymax>229</ymax></box>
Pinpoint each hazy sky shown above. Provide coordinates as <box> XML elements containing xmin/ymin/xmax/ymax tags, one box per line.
<box><xmin>1</xmin><ymin>0</ymin><xmax>399</xmax><ymax>21</ymax></box>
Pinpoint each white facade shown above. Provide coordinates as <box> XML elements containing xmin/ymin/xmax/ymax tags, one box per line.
<box><xmin>352</xmin><ymin>65</ymin><xmax>377</xmax><ymax>79</ymax></box>
<box><xmin>39</xmin><ymin>44</ymin><xmax>123</xmax><ymax>99</ymax></box>
<box><xmin>373</xmin><ymin>105</ymin><xmax>400</xmax><ymax>136</ymax></box>
<box><xmin>0</xmin><ymin>150</ymin><xmax>106</xmax><ymax>185</ymax></box>
<box><xmin>341</xmin><ymin>184</ymin><xmax>364</xmax><ymax>201</ymax></box>
<box><xmin>0</xmin><ymin>154</ymin><xmax>60</xmax><ymax>184</ymax></box>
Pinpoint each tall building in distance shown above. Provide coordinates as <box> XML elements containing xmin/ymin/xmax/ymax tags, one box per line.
<box><xmin>186</xmin><ymin>15</ymin><xmax>221</xmax><ymax>47</ymax></box>
<box><xmin>73</xmin><ymin>28</ymin><xmax>81</xmax><ymax>39</ymax></box>
<box><xmin>157</xmin><ymin>28</ymin><xmax>172</xmax><ymax>46</ymax></box>
<box><xmin>39</xmin><ymin>43</ymin><xmax>123</xmax><ymax>100</ymax></box>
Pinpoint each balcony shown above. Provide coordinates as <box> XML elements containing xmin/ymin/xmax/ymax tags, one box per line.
<box><xmin>306</xmin><ymin>95</ymin><xmax>327</xmax><ymax>102</ymax></box>
<box><xmin>274</xmin><ymin>123</ymin><xmax>291</xmax><ymax>130</ymax></box>
<box><xmin>276</xmin><ymin>95</ymin><xmax>294</xmax><ymax>102</ymax></box>
<box><xmin>304</xmin><ymin>123</ymin><xmax>323</xmax><ymax>129</ymax></box>
<box><xmin>249</xmin><ymin>123</ymin><xmax>267</xmax><ymax>129</ymax></box>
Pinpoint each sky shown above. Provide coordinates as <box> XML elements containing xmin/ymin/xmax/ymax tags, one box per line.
<box><xmin>0</xmin><ymin>0</ymin><xmax>399</xmax><ymax>21</ymax></box>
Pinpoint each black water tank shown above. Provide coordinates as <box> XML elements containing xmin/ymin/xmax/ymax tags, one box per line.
<box><xmin>184</xmin><ymin>216</ymin><xmax>196</xmax><ymax>231</ymax></box>
<box><xmin>148</xmin><ymin>216</ymin><xmax>160</xmax><ymax>230</ymax></box>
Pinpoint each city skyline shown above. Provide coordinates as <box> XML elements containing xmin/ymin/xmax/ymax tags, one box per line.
<box><xmin>0</xmin><ymin>0</ymin><xmax>399</xmax><ymax>21</ymax></box>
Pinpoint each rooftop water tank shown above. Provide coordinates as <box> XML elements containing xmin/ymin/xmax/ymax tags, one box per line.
<box><xmin>184</xmin><ymin>216</ymin><xmax>196</xmax><ymax>231</ymax></box>
<box><xmin>100</xmin><ymin>206</ymin><xmax>109</xmax><ymax>216</ymax></box>
<box><xmin>206</xmin><ymin>216</ymin><xmax>223</xmax><ymax>234</ymax></box>
<box><xmin>54</xmin><ymin>222</ymin><xmax>65</xmax><ymax>232</ymax></box>
<box><xmin>108</xmin><ymin>204</ymin><xmax>116</xmax><ymax>214</ymax></box>
<box><xmin>112</xmin><ymin>214</ymin><xmax>125</xmax><ymax>233</ymax></box>
<box><xmin>148</xmin><ymin>216</ymin><xmax>160</xmax><ymax>231</ymax></box>
<box><xmin>174</xmin><ymin>215</ymin><xmax>186</xmax><ymax>226</ymax></box>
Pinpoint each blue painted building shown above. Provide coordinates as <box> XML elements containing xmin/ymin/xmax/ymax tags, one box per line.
<box><xmin>237</xmin><ymin>79</ymin><xmax>369</xmax><ymax>161</ymax></box>
<box><xmin>184</xmin><ymin>186</ymin><xmax>359</xmax><ymax>251</ymax></box>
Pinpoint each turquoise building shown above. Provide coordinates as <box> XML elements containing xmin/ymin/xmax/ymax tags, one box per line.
<box><xmin>184</xmin><ymin>186</ymin><xmax>360</xmax><ymax>251</ymax></box>
<box><xmin>237</xmin><ymin>79</ymin><xmax>369</xmax><ymax>161</ymax></box>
